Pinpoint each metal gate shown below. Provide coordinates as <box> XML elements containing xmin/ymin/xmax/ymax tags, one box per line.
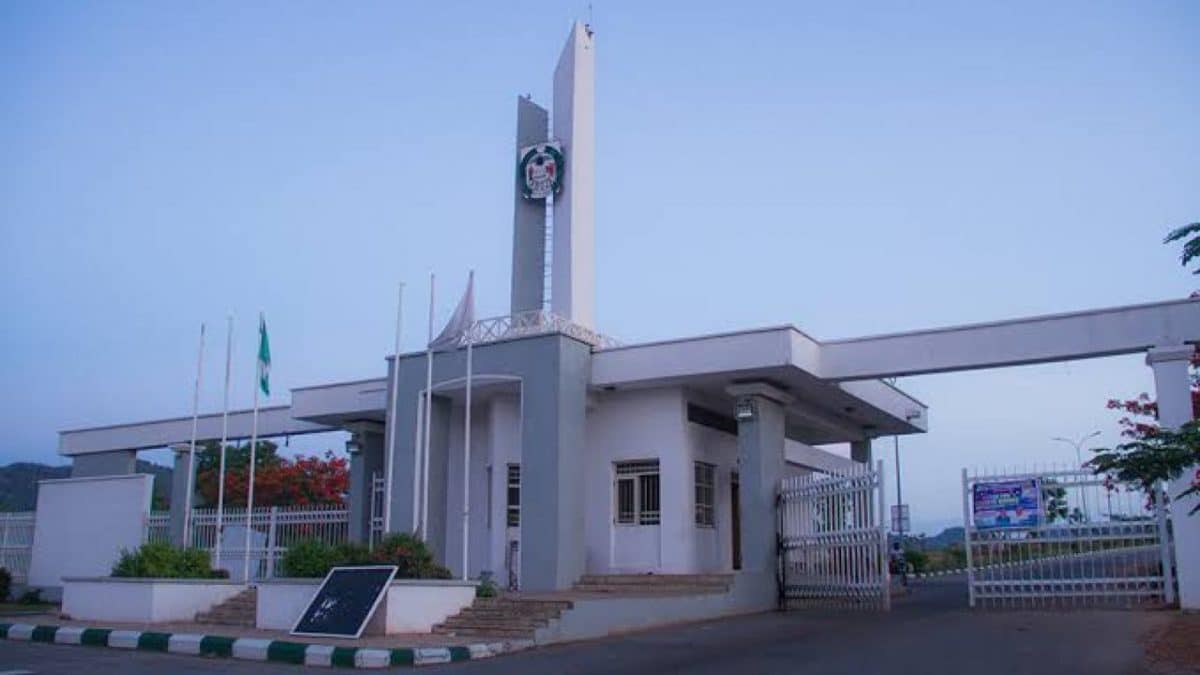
<box><xmin>963</xmin><ymin>467</ymin><xmax>1174</xmax><ymax>609</ymax></box>
<box><xmin>778</xmin><ymin>461</ymin><xmax>890</xmax><ymax>610</ymax></box>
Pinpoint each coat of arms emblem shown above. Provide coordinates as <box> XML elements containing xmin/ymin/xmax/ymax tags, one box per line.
<box><xmin>518</xmin><ymin>142</ymin><xmax>565</xmax><ymax>200</ymax></box>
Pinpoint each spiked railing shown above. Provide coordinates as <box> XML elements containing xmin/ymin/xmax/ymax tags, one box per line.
<box><xmin>464</xmin><ymin>310</ymin><xmax>622</xmax><ymax>350</ymax></box>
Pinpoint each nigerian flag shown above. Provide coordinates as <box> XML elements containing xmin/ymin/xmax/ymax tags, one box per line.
<box><xmin>257</xmin><ymin>314</ymin><xmax>271</xmax><ymax>396</ymax></box>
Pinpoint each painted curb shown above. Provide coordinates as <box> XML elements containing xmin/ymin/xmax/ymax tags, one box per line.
<box><xmin>0</xmin><ymin>622</ymin><xmax>525</xmax><ymax>668</ymax></box>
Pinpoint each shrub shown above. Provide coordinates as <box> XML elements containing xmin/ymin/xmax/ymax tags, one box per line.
<box><xmin>111</xmin><ymin>542</ymin><xmax>223</xmax><ymax>579</ymax></box>
<box><xmin>475</xmin><ymin>571</ymin><xmax>498</xmax><ymax>598</ymax></box>
<box><xmin>18</xmin><ymin>588</ymin><xmax>42</xmax><ymax>605</ymax></box>
<box><xmin>903</xmin><ymin>548</ymin><xmax>928</xmax><ymax>575</ymax></box>
<box><xmin>280</xmin><ymin>534</ymin><xmax>451</xmax><ymax>579</ymax></box>
<box><xmin>370</xmin><ymin>533</ymin><xmax>452</xmax><ymax>579</ymax></box>
<box><xmin>0</xmin><ymin>567</ymin><xmax>11</xmax><ymax>602</ymax></box>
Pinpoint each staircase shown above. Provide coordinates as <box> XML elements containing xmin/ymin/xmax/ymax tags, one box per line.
<box><xmin>432</xmin><ymin>597</ymin><xmax>572</xmax><ymax>639</ymax></box>
<box><xmin>194</xmin><ymin>587</ymin><xmax>257</xmax><ymax>627</ymax></box>
<box><xmin>433</xmin><ymin>575</ymin><xmax>734</xmax><ymax>639</ymax></box>
<box><xmin>573</xmin><ymin>573</ymin><xmax>734</xmax><ymax>596</ymax></box>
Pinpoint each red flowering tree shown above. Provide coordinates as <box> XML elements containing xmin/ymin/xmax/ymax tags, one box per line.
<box><xmin>1089</xmin><ymin>223</ymin><xmax>1200</xmax><ymax>513</ymax></box>
<box><xmin>193</xmin><ymin>440</ymin><xmax>349</xmax><ymax>508</ymax></box>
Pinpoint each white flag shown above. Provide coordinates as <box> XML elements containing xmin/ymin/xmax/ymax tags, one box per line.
<box><xmin>429</xmin><ymin>272</ymin><xmax>475</xmax><ymax>351</ymax></box>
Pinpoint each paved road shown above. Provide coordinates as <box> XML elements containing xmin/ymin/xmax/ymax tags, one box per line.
<box><xmin>0</xmin><ymin>578</ymin><xmax>1170</xmax><ymax>675</ymax></box>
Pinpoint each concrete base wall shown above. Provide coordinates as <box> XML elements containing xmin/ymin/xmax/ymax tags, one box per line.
<box><xmin>257</xmin><ymin>579</ymin><xmax>477</xmax><ymax>634</ymax></box>
<box><xmin>61</xmin><ymin>578</ymin><xmax>246</xmax><ymax>623</ymax></box>
<box><xmin>534</xmin><ymin>572</ymin><xmax>776</xmax><ymax>645</ymax></box>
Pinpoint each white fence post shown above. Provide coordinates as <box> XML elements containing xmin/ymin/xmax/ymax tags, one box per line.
<box><xmin>266</xmin><ymin>507</ymin><xmax>278</xmax><ymax>579</ymax></box>
<box><xmin>1155</xmin><ymin>483</ymin><xmax>1176</xmax><ymax>604</ymax></box>
<box><xmin>962</xmin><ymin>468</ymin><xmax>975</xmax><ymax>608</ymax></box>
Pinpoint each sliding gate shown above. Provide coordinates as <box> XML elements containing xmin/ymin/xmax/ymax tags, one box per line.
<box><xmin>778</xmin><ymin>461</ymin><xmax>890</xmax><ymax>610</ymax></box>
<box><xmin>963</xmin><ymin>467</ymin><xmax>1174</xmax><ymax>609</ymax></box>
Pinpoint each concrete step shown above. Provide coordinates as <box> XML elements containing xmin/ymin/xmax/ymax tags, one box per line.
<box><xmin>195</xmin><ymin>587</ymin><xmax>257</xmax><ymax>627</ymax></box>
<box><xmin>572</xmin><ymin>583</ymin><xmax>730</xmax><ymax>595</ymax></box>
<box><xmin>434</xmin><ymin>619</ymin><xmax>537</xmax><ymax>634</ymax></box>
<box><xmin>578</xmin><ymin>574</ymin><xmax>734</xmax><ymax>585</ymax></box>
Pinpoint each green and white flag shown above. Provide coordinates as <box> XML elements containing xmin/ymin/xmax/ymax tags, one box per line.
<box><xmin>257</xmin><ymin>314</ymin><xmax>271</xmax><ymax>396</ymax></box>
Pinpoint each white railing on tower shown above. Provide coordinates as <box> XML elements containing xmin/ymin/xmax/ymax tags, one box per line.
<box><xmin>0</xmin><ymin>511</ymin><xmax>36</xmax><ymax>584</ymax></box>
<box><xmin>465</xmin><ymin>309</ymin><xmax>622</xmax><ymax>350</ymax></box>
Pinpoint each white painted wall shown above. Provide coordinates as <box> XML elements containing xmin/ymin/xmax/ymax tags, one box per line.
<box><xmin>257</xmin><ymin>579</ymin><xmax>476</xmax><ymax>634</ymax></box>
<box><xmin>62</xmin><ymin>578</ymin><xmax>245</xmax><ymax>623</ymax></box>
<box><xmin>486</xmin><ymin>395</ymin><xmax>521</xmax><ymax>583</ymax></box>
<box><xmin>585</xmin><ymin>388</ymin><xmax>686</xmax><ymax>573</ymax></box>
<box><xmin>29</xmin><ymin>474</ymin><xmax>153</xmax><ymax>590</ymax></box>
<box><xmin>443</xmin><ymin>400</ymin><xmax>491</xmax><ymax>579</ymax></box>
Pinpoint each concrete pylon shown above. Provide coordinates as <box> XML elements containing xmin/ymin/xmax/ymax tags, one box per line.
<box><xmin>509</xmin><ymin>96</ymin><xmax>549</xmax><ymax>316</ymax></box>
<box><xmin>551</xmin><ymin>21</ymin><xmax>596</xmax><ymax>330</ymax></box>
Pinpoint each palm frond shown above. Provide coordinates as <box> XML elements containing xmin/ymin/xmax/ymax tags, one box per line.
<box><xmin>1164</xmin><ymin>222</ymin><xmax>1200</xmax><ymax>273</ymax></box>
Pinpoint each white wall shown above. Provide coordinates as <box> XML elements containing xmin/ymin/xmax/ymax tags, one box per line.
<box><xmin>443</xmin><ymin>399</ymin><xmax>492</xmax><ymax>579</ymax></box>
<box><xmin>585</xmin><ymin>388</ymin><xmax>688</xmax><ymax>573</ymax></box>
<box><xmin>486</xmin><ymin>395</ymin><xmax>521</xmax><ymax>583</ymax></box>
<box><xmin>63</xmin><ymin>579</ymin><xmax>244</xmax><ymax>623</ymax></box>
<box><xmin>29</xmin><ymin>474</ymin><xmax>153</xmax><ymax>590</ymax></box>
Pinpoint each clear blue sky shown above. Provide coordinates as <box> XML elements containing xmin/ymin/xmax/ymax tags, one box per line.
<box><xmin>2</xmin><ymin>1</ymin><xmax>1197</xmax><ymax>532</ymax></box>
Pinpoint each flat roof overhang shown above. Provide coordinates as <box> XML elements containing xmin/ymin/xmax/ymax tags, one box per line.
<box><xmin>591</xmin><ymin>327</ymin><xmax>927</xmax><ymax>445</ymax></box>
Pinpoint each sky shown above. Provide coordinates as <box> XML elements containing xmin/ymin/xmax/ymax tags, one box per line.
<box><xmin>1</xmin><ymin>1</ymin><xmax>1198</xmax><ymax>534</ymax></box>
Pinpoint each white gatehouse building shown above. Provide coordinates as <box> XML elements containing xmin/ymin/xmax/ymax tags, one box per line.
<box><xmin>48</xmin><ymin>22</ymin><xmax>1200</xmax><ymax>614</ymax></box>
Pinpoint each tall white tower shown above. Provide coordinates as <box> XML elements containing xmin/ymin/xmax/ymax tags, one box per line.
<box><xmin>509</xmin><ymin>22</ymin><xmax>596</xmax><ymax>331</ymax></box>
<box><xmin>550</xmin><ymin>22</ymin><xmax>596</xmax><ymax>330</ymax></box>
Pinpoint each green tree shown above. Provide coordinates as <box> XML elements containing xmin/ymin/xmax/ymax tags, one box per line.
<box><xmin>1089</xmin><ymin>222</ymin><xmax>1200</xmax><ymax>514</ymax></box>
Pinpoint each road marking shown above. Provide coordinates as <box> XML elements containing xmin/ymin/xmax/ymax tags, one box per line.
<box><xmin>0</xmin><ymin>669</ymin><xmax>36</xmax><ymax>675</ymax></box>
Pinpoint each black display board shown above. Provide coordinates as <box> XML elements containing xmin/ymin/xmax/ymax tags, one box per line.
<box><xmin>290</xmin><ymin>565</ymin><xmax>398</xmax><ymax>638</ymax></box>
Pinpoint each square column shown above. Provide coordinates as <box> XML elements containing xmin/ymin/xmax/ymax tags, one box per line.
<box><xmin>169</xmin><ymin>446</ymin><xmax>192</xmax><ymax>546</ymax></box>
<box><xmin>346</xmin><ymin>424</ymin><xmax>384</xmax><ymax>544</ymax></box>
<box><xmin>729</xmin><ymin>383</ymin><xmax>792</xmax><ymax>580</ymax></box>
<box><xmin>1147</xmin><ymin>345</ymin><xmax>1199</xmax><ymax>610</ymax></box>
<box><xmin>850</xmin><ymin>440</ymin><xmax>872</xmax><ymax>464</ymax></box>
<box><xmin>519</xmin><ymin>337</ymin><xmax>590</xmax><ymax>591</ymax></box>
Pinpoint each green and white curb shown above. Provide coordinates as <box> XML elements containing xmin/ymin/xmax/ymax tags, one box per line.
<box><xmin>0</xmin><ymin>622</ymin><xmax>532</xmax><ymax>668</ymax></box>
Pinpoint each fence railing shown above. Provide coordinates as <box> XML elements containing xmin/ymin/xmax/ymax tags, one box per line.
<box><xmin>778</xmin><ymin>462</ymin><xmax>890</xmax><ymax>610</ymax></box>
<box><xmin>0</xmin><ymin>512</ymin><xmax>36</xmax><ymax>583</ymax></box>
<box><xmin>146</xmin><ymin>505</ymin><xmax>350</xmax><ymax>580</ymax></box>
<box><xmin>962</xmin><ymin>466</ymin><xmax>1173</xmax><ymax>609</ymax></box>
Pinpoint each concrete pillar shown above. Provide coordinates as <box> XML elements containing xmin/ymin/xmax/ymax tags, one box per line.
<box><xmin>71</xmin><ymin>450</ymin><xmax>137</xmax><ymax>478</ymax></box>
<box><xmin>347</xmin><ymin>425</ymin><xmax>384</xmax><ymax>544</ymax></box>
<box><xmin>729</xmin><ymin>384</ymin><xmax>792</xmax><ymax>580</ymax></box>
<box><xmin>169</xmin><ymin>446</ymin><xmax>192</xmax><ymax>547</ymax></box>
<box><xmin>510</xmin><ymin>96</ymin><xmax>549</xmax><ymax>315</ymax></box>
<box><xmin>519</xmin><ymin>338</ymin><xmax>590</xmax><ymax>591</ymax></box>
<box><xmin>850</xmin><ymin>439</ymin><xmax>872</xmax><ymax>465</ymax></box>
<box><xmin>425</xmin><ymin>396</ymin><xmax>452</xmax><ymax>564</ymax></box>
<box><xmin>1147</xmin><ymin>345</ymin><xmax>1199</xmax><ymax>610</ymax></box>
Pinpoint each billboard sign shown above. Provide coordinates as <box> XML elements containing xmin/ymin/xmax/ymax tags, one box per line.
<box><xmin>973</xmin><ymin>479</ymin><xmax>1041</xmax><ymax>530</ymax></box>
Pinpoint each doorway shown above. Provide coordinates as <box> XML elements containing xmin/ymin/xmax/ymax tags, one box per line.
<box><xmin>731</xmin><ymin>471</ymin><xmax>741</xmax><ymax>571</ymax></box>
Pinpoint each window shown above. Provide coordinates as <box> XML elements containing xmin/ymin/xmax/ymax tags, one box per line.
<box><xmin>615</xmin><ymin>460</ymin><xmax>660</xmax><ymax>525</ymax></box>
<box><xmin>506</xmin><ymin>464</ymin><xmax>520</xmax><ymax>527</ymax></box>
<box><xmin>694</xmin><ymin>462</ymin><xmax>716</xmax><ymax>527</ymax></box>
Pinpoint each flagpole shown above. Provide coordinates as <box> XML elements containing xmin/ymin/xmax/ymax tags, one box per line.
<box><xmin>411</xmin><ymin>393</ymin><xmax>425</xmax><ymax>533</ymax></box>
<box><xmin>214</xmin><ymin>316</ymin><xmax>233</xmax><ymax>567</ymax></box>
<box><xmin>421</xmin><ymin>274</ymin><xmax>436</xmax><ymax>540</ymax></box>
<box><xmin>243</xmin><ymin>312</ymin><xmax>264</xmax><ymax>583</ymax></box>
<box><xmin>383</xmin><ymin>282</ymin><xmax>405</xmax><ymax>537</ymax></box>
<box><xmin>183</xmin><ymin>322</ymin><xmax>206</xmax><ymax>548</ymax></box>
<box><xmin>461</xmin><ymin>270</ymin><xmax>474</xmax><ymax>580</ymax></box>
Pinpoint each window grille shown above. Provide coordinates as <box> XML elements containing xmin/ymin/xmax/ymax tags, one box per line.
<box><xmin>694</xmin><ymin>461</ymin><xmax>716</xmax><ymax>527</ymax></box>
<box><xmin>506</xmin><ymin>464</ymin><xmax>521</xmax><ymax>527</ymax></box>
<box><xmin>614</xmin><ymin>460</ymin><xmax>660</xmax><ymax>525</ymax></box>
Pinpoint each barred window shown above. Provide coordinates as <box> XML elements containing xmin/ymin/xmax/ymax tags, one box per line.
<box><xmin>615</xmin><ymin>460</ymin><xmax>660</xmax><ymax>526</ymax></box>
<box><xmin>694</xmin><ymin>462</ymin><xmax>716</xmax><ymax>527</ymax></box>
<box><xmin>506</xmin><ymin>464</ymin><xmax>520</xmax><ymax>527</ymax></box>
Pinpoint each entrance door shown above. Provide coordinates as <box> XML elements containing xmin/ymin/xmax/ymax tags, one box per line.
<box><xmin>505</xmin><ymin>464</ymin><xmax>520</xmax><ymax>590</ymax></box>
<box><xmin>731</xmin><ymin>472</ymin><xmax>742</xmax><ymax>570</ymax></box>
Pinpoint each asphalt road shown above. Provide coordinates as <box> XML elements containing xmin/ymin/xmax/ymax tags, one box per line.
<box><xmin>0</xmin><ymin>577</ymin><xmax>1171</xmax><ymax>675</ymax></box>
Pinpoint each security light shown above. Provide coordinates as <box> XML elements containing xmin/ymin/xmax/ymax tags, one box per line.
<box><xmin>735</xmin><ymin>399</ymin><xmax>755</xmax><ymax>421</ymax></box>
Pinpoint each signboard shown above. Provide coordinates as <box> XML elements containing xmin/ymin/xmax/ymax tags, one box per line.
<box><xmin>973</xmin><ymin>479</ymin><xmax>1041</xmax><ymax>530</ymax></box>
<box><xmin>890</xmin><ymin>504</ymin><xmax>910</xmax><ymax>533</ymax></box>
<box><xmin>291</xmin><ymin>565</ymin><xmax>397</xmax><ymax>639</ymax></box>
<box><xmin>518</xmin><ymin>142</ymin><xmax>564</xmax><ymax>199</ymax></box>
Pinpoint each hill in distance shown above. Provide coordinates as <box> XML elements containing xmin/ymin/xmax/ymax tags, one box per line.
<box><xmin>0</xmin><ymin>461</ymin><xmax>172</xmax><ymax>511</ymax></box>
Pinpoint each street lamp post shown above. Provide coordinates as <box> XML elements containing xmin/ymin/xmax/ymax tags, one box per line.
<box><xmin>1052</xmin><ymin>430</ymin><xmax>1101</xmax><ymax>521</ymax></box>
